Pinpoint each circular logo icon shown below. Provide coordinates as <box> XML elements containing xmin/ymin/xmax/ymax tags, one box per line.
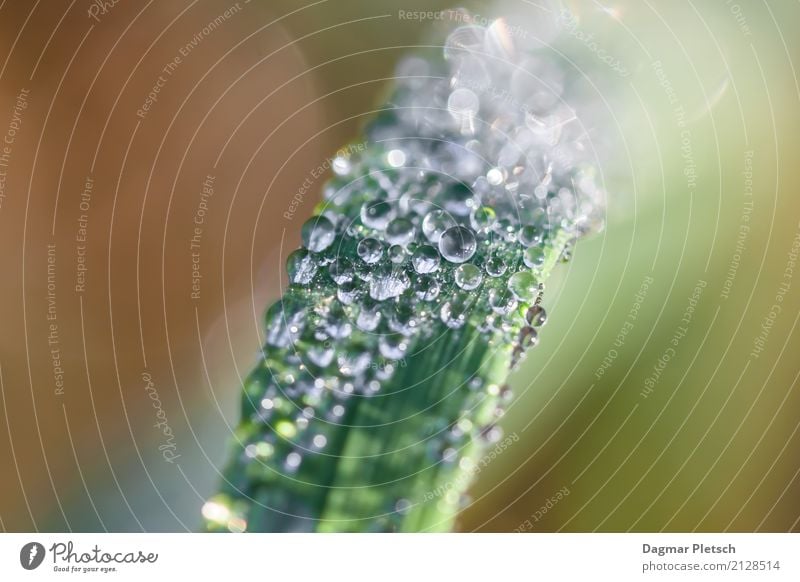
<box><xmin>20</xmin><ymin>542</ymin><xmax>45</xmax><ymax>570</ymax></box>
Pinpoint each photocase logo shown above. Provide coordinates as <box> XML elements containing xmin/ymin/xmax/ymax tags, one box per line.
<box><xmin>20</xmin><ymin>542</ymin><xmax>45</xmax><ymax>570</ymax></box>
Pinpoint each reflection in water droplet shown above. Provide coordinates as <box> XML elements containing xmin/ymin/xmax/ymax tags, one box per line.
<box><xmin>301</xmin><ymin>215</ymin><xmax>336</xmax><ymax>253</ymax></box>
<box><xmin>361</xmin><ymin>200</ymin><xmax>395</xmax><ymax>229</ymax></box>
<box><xmin>357</xmin><ymin>237</ymin><xmax>383</xmax><ymax>264</ymax></box>
<box><xmin>455</xmin><ymin>263</ymin><xmax>483</xmax><ymax>290</ymax></box>
<box><xmin>525</xmin><ymin>305</ymin><xmax>548</xmax><ymax>327</ymax></box>
<box><xmin>412</xmin><ymin>245</ymin><xmax>441</xmax><ymax>274</ymax></box>
<box><xmin>439</xmin><ymin>226</ymin><xmax>477</xmax><ymax>263</ymax></box>
<box><xmin>508</xmin><ymin>271</ymin><xmax>538</xmax><ymax>300</ymax></box>
<box><xmin>422</xmin><ymin>210</ymin><xmax>456</xmax><ymax>243</ymax></box>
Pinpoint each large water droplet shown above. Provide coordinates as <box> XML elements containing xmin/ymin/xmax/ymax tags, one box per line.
<box><xmin>519</xmin><ymin>225</ymin><xmax>542</xmax><ymax>247</ymax></box>
<box><xmin>470</xmin><ymin>206</ymin><xmax>496</xmax><ymax>232</ymax></box>
<box><xmin>439</xmin><ymin>226</ymin><xmax>477</xmax><ymax>263</ymax></box>
<box><xmin>422</xmin><ymin>210</ymin><xmax>456</xmax><ymax>243</ymax></box>
<box><xmin>357</xmin><ymin>237</ymin><xmax>383</xmax><ymax>264</ymax></box>
<box><xmin>508</xmin><ymin>271</ymin><xmax>538</xmax><ymax>301</ymax></box>
<box><xmin>385</xmin><ymin>217</ymin><xmax>416</xmax><ymax>246</ymax></box>
<box><xmin>523</xmin><ymin>246</ymin><xmax>545</xmax><ymax>269</ymax></box>
<box><xmin>412</xmin><ymin>245</ymin><xmax>441</xmax><ymax>274</ymax></box>
<box><xmin>361</xmin><ymin>200</ymin><xmax>395</xmax><ymax>229</ymax></box>
<box><xmin>454</xmin><ymin>263</ymin><xmax>483</xmax><ymax>290</ymax></box>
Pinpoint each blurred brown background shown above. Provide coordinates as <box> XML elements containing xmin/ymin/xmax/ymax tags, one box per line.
<box><xmin>0</xmin><ymin>0</ymin><xmax>798</xmax><ymax>532</ymax></box>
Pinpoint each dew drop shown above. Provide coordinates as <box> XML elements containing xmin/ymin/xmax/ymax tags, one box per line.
<box><xmin>307</xmin><ymin>346</ymin><xmax>334</xmax><ymax>368</ymax></box>
<box><xmin>470</xmin><ymin>206</ymin><xmax>496</xmax><ymax>232</ymax></box>
<box><xmin>388</xmin><ymin>244</ymin><xmax>406</xmax><ymax>264</ymax></box>
<box><xmin>440</xmin><ymin>296</ymin><xmax>471</xmax><ymax>329</ymax></box>
<box><xmin>332</xmin><ymin>156</ymin><xmax>351</xmax><ymax>176</ymax></box>
<box><xmin>379</xmin><ymin>335</ymin><xmax>408</xmax><ymax>360</ymax></box>
<box><xmin>285</xmin><ymin>452</ymin><xmax>302</xmax><ymax>469</ymax></box>
<box><xmin>525</xmin><ymin>305</ymin><xmax>548</xmax><ymax>327</ymax></box>
<box><xmin>486</xmin><ymin>167</ymin><xmax>505</xmax><ymax>186</ymax></box>
<box><xmin>441</xmin><ymin>183</ymin><xmax>477</xmax><ymax>216</ymax></box>
<box><xmin>385</xmin><ymin>217</ymin><xmax>416</xmax><ymax>246</ymax></box>
<box><xmin>507</xmin><ymin>271</ymin><xmax>539</xmax><ymax>301</ymax></box>
<box><xmin>286</xmin><ymin>249</ymin><xmax>317</xmax><ymax>285</ymax></box>
<box><xmin>454</xmin><ymin>263</ymin><xmax>483</xmax><ymax>290</ymax></box>
<box><xmin>301</xmin><ymin>215</ymin><xmax>336</xmax><ymax>253</ymax></box>
<box><xmin>336</xmin><ymin>280</ymin><xmax>360</xmax><ymax>305</ymax></box>
<box><xmin>518</xmin><ymin>326</ymin><xmax>539</xmax><ymax>349</ymax></box>
<box><xmin>357</xmin><ymin>237</ymin><xmax>383</xmax><ymax>264</ymax></box>
<box><xmin>488</xmin><ymin>288</ymin><xmax>517</xmax><ymax>315</ymax></box>
<box><xmin>439</xmin><ymin>226</ymin><xmax>477</xmax><ymax>263</ymax></box>
<box><xmin>519</xmin><ymin>225</ymin><xmax>542</xmax><ymax>247</ymax></box>
<box><xmin>523</xmin><ymin>246</ymin><xmax>546</xmax><ymax>269</ymax></box>
<box><xmin>369</xmin><ymin>267</ymin><xmax>410</xmax><ymax>301</ymax></box>
<box><xmin>413</xmin><ymin>275</ymin><xmax>440</xmax><ymax>301</ymax></box>
<box><xmin>361</xmin><ymin>200</ymin><xmax>395</xmax><ymax>229</ymax></box>
<box><xmin>356</xmin><ymin>300</ymin><xmax>382</xmax><ymax>331</ymax></box>
<box><xmin>485</xmin><ymin>253</ymin><xmax>507</xmax><ymax>277</ymax></box>
<box><xmin>411</xmin><ymin>245</ymin><xmax>441</xmax><ymax>274</ymax></box>
<box><xmin>422</xmin><ymin>210</ymin><xmax>456</xmax><ymax>243</ymax></box>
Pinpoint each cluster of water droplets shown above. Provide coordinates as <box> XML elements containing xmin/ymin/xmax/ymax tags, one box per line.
<box><xmin>205</xmin><ymin>14</ymin><xmax>605</xmax><ymax>532</ymax></box>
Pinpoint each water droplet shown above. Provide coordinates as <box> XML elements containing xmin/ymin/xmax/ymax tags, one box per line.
<box><xmin>525</xmin><ymin>305</ymin><xmax>547</xmax><ymax>327</ymax></box>
<box><xmin>361</xmin><ymin>200</ymin><xmax>395</xmax><ymax>229</ymax></box>
<box><xmin>422</xmin><ymin>210</ymin><xmax>456</xmax><ymax>243</ymax></box>
<box><xmin>385</xmin><ymin>217</ymin><xmax>416</xmax><ymax>246</ymax></box>
<box><xmin>336</xmin><ymin>280</ymin><xmax>360</xmax><ymax>305</ymax></box>
<box><xmin>379</xmin><ymin>335</ymin><xmax>408</xmax><ymax>360</ymax></box>
<box><xmin>454</xmin><ymin>263</ymin><xmax>483</xmax><ymax>290</ymax></box>
<box><xmin>470</xmin><ymin>206</ymin><xmax>496</xmax><ymax>232</ymax></box>
<box><xmin>508</xmin><ymin>271</ymin><xmax>538</xmax><ymax>300</ymax></box>
<box><xmin>388</xmin><ymin>244</ymin><xmax>406</xmax><ymax>264</ymax></box>
<box><xmin>332</xmin><ymin>156</ymin><xmax>351</xmax><ymax>176</ymax></box>
<box><xmin>518</xmin><ymin>326</ymin><xmax>539</xmax><ymax>349</ymax></box>
<box><xmin>411</xmin><ymin>245</ymin><xmax>441</xmax><ymax>274</ymax></box>
<box><xmin>485</xmin><ymin>253</ymin><xmax>507</xmax><ymax>277</ymax></box>
<box><xmin>307</xmin><ymin>346</ymin><xmax>334</xmax><ymax>368</ymax></box>
<box><xmin>301</xmin><ymin>215</ymin><xmax>335</xmax><ymax>253</ymax></box>
<box><xmin>519</xmin><ymin>225</ymin><xmax>542</xmax><ymax>247</ymax></box>
<box><xmin>439</xmin><ymin>226</ymin><xmax>477</xmax><ymax>263</ymax></box>
<box><xmin>523</xmin><ymin>246</ymin><xmax>545</xmax><ymax>269</ymax></box>
<box><xmin>395</xmin><ymin>498</ymin><xmax>412</xmax><ymax>515</ymax></box>
<box><xmin>356</xmin><ymin>300</ymin><xmax>382</xmax><ymax>331</ymax></box>
<box><xmin>286</xmin><ymin>249</ymin><xmax>317</xmax><ymax>285</ymax></box>
<box><xmin>441</xmin><ymin>183</ymin><xmax>477</xmax><ymax>216</ymax></box>
<box><xmin>444</xmin><ymin>25</ymin><xmax>486</xmax><ymax>61</ymax></box>
<box><xmin>285</xmin><ymin>452</ymin><xmax>302</xmax><ymax>469</ymax></box>
<box><xmin>488</xmin><ymin>288</ymin><xmax>517</xmax><ymax>315</ymax></box>
<box><xmin>328</xmin><ymin>257</ymin><xmax>353</xmax><ymax>284</ymax></box>
<box><xmin>413</xmin><ymin>275</ymin><xmax>440</xmax><ymax>301</ymax></box>
<box><xmin>447</xmin><ymin>88</ymin><xmax>479</xmax><ymax>129</ymax></box>
<box><xmin>357</xmin><ymin>237</ymin><xmax>383</xmax><ymax>264</ymax></box>
<box><xmin>369</xmin><ymin>267</ymin><xmax>410</xmax><ymax>301</ymax></box>
<box><xmin>440</xmin><ymin>296</ymin><xmax>471</xmax><ymax>329</ymax></box>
